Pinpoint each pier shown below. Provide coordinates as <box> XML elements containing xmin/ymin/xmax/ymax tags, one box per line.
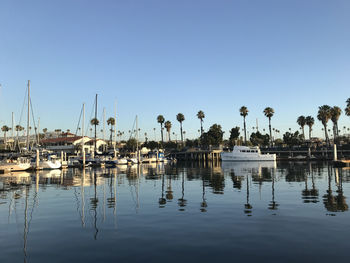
<box><xmin>170</xmin><ymin>149</ymin><xmax>222</xmax><ymax>162</ymax></box>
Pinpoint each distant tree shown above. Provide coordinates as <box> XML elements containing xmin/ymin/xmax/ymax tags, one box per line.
<box><xmin>176</xmin><ymin>113</ymin><xmax>185</xmax><ymax>142</ymax></box>
<box><xmin>185</xmin><ymin>139</ymin><xmax>200</xmax><ymax>148</ymax></box>
<box><xmin>239</xmin><ymin>106</ymin><xmax>248</xmax><ymax>144</ymax></box>
<box><xmin>229</xmin><ymin>126</ymin><xmax>240</xmax><ymax>147</ymax></box>
<box><xmin>297</xmin><ymin>116</ymin><xmax>306</xmax><ymax>140</ymax></box>
<box><xmin>263</xmin><ymin>107</ymin><xmax>274</xmax><ymax>145</ymax></box>
<box><xmin>164</xmin><ymin>120</ymin><xmax>172</xmax><ymax>141</ymax></box>
<box><xmin>200</xmin><ymin>124</ymin><xmax>224</xmax><ymax>147</ymax></box>
<box><xmin>107</xmin><ymin>117</ymin><xmax>115</xmax><ymax>146</ymax></box>
<box><xmin>250</xmin><ymin>131</ymin><xmax>270</xmax><ymax>146</ymax></box>
<box><xmin>143</xmin><ymin>140</ymin><xmax>159</xmax><ymax>150</ymax></box>
<box><xmin>124</xmin><ymin>138</ymin><xmax>138</xmax><ymax>152</ymax></box>
<box><xmin>197</xmin><ymin>110</ymin><xmax>205</xmax><ymax>136</ymax></box>
<box><xmin>283</xmin><ymin>131</ymin><xmax>303</xmax><ymax>147</ymax></box>
<box><xmin>305</xmin><ymin>116</ymin><xmax>315</xmax><ymax>140</ymax></box>
<box><xmin>1</xmin><ymin>125</ymin><xmax>10</xmax><ymax>150</ymax></box>
<box><xmin>157</xmin><ymin>115</ymin><xmax>165</xmax><ymax>144</ymax></box>
<box><xmin>330</xmin><ymin>106</ymin><xmax>342</xmax><ymax>143</ymax></box>
<box><xmin>317</xmin><ymin>105</ymin><xmax>332</xmax><ymax>145</ymax></box>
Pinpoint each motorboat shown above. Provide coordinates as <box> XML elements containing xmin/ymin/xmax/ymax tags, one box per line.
<box><xmin>142</xmin><ymin>152</ymin><xmax>158</xmax><ymax>163</ymax></box>
<box><xmin>31</xmin><ymin>154</ymin><xmax>62</xmax><ymax>170</ymax></box>
<box><xmin>221</xmin><ymin>146</ymin><xmax>276</xmax><ymax>161</ymax></box>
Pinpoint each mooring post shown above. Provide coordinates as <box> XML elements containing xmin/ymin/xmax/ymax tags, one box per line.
<box><xmin>36</xmin><ymin>149</ymin><xmax>39</xmax><ymax>170</ymax></box>
<box><xmin>334</xmin><ymin>144</ymin><xmax>337</xmax><ymax>161</ymax></box>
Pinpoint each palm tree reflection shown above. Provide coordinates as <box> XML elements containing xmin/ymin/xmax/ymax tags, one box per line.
<box><xmin>302</xmin><ymin>162</ymin><xmax>319</xmax><ymax>203</ymax></box>
<box><xmin>323</xmin><ymin>166</ymin><xmax>348</xmax><ymax>213</ymax></box>
<box><xmin>166</xmin><ymin>176</ymin><xmax>173</xmax><ymax>201</ymax></box>
<box><xmin>178</xmin><ymin>172</ymin><xmax>187</xmax><ymax>211</ymax></box>
<box><xmin>159</xmin><ymin>174</ymin><xmax>166</xmax><ymax>208</ymax></box>
<box><xmin>244</xmin><ymin>175</ymin><xmax>252</xmax><ymax>216</ymax></box>
<box><xmin>200</xmin><ymin>175</ymin><xmax>207</xmax><ymax>212</ymax></box>
<box><xmin>268</xmin><ymin>170</ymin><xmax>279</xmax><ymax>210</ymax></box>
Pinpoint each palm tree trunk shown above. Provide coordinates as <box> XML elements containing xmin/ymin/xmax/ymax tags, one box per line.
<box><xmin>180</xmin><ymin>123</ymin><xmax>183</xmax><ymax>142</ymax></box>
<box><xmin>309</xmin><ymin>126</ymin><xmax>312</xmax><ymax>140</ymax></box>
<box><xmin>109</xmin><ymin>126</ymin><xmax>113</xmax><ymax>146</ymax></box>
<box><xmin>160</xmin><ymin>124</ymin><xmax>164</xmax><ymax>144</ymax></box>
<box><xmin>200</xmin><ymin>120</ymin><xmax>203</xmax><ymax>136</ymax></box>
<box><xmin>168</xmin><ymin>131</ymin><xmax>171</xmax><ymax>141</ymax></box>
<box><xmin>302</xmin><ymin>126</ymin><xmax>305</xmax><ymax>140</ymax></box>
<box><xmin>4</xmin><ymin>132</ymin><xmax>7</xmax><ymax>150</ymax></box>
<box><xmin>333</xmin><ymin>124</ymin><xmax>337</xmax><ymax>144</ymax></box>
<box><xmin>323</xmin><ymin>124</ymin><xmax>329</xmax><ymax>146</ymax></box>
<box><xmin>269</xmin><ymin>118</ymin><xmax>272</xmax><ymax>146</ymax></box>
<box><xmin>243</xmin><ymin>116</ymin><xmax>247</xmax><ymax>145</ymax></box>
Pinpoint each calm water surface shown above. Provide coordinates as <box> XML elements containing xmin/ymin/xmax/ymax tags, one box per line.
<box><xmin>1</xmin><ymin>162</ymin><xmax>350</xmax><ymax>263</ymax></box>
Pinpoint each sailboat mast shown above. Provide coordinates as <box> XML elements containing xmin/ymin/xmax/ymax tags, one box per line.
<box><xmin>114</xmin><ymin>100</ymin><xmax>117</xmax><ymax>152</ymax></box>
<box><xmin>136</xmin><ymin>115</ymin><xmax>139</xmax><ymax>162</ymax></box>
<box><xmin>82</xmin><ymin>103</ymin><xmax>85</xmax><ymax>167</ymax></box>
<box><xmin>37</xmin><ymin>117</ymin><xmax>40</xmax><ymax>146</ymax></box>
<box><xmin>26</xmin><ymin>80</ymin><xmax>30</xmax><ymax>151</ymax></box>
<box><xmin>94</xmin><ymin>94</ymin><xmax>98</xmax><ymax>154</ymax></box>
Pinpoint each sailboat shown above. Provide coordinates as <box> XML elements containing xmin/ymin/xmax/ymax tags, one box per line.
<box><xmin>0</xmin><ymin>157</ymin><xmax>31</xmax><ymax>173</ymax></box>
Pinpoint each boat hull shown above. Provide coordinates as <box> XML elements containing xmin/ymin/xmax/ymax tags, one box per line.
<box><xmin>221</xmin><ymin>153</ymin><xmax>276</xmax><ymax>161</ymax></box>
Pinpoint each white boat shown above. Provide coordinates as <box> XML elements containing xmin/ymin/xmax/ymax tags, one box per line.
<box><xmin>41</xmin><ymin>155</ymin><xmax>62</xmax><ymax>169</ymax></box>
<box><xmin>31</xmin><ymin>154</ymin><xmax>62</xmax><ymax>170</ymax></box>
<box><xmin>221</xmin><ymin>146</ymin><xmax>276</xmax><ymax>161</ymax></box>
<box><xmin>128</xmin><ymin>158</ymin><xmax>139</xmax><ymax>164</ymax></box>
<box><xmin>0</xmin><ymin>157</ymin><xmax>31</xmax><ymax>173</ymax></box>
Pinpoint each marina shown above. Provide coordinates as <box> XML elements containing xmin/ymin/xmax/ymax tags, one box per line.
<box><xmin>1</xmin><ymin>1</ymin><xmax>350</xmax><ymax>262</ymax></box>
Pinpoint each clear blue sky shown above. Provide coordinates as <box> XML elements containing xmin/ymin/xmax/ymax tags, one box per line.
<box><xmin>0</xmin><ymin>0</ymin><xmax>349</xmax><ymax>140</ymax></box>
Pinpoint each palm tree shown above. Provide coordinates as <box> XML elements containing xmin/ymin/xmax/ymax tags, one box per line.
<box><xmin>297</xmin><ymin>116</ymin><xmax>306</xmax><ymax>140</ymax></box>
<box><xmin>346</xmin><ymin>105</ymin><xmax>350</xmax><ymax>117</ymax></box>
<box><xmin>1</xmin><ymin>125</ymin><xmax>10</xmax><ymax>150</ymax></box>
<box><xmin>330</xmin><ymin>106</ymin><xmax>342</xmax><ymax>142</ymax></box>
<box><xmin>176</xmin><ymin>113</ymin><xmax>185</xmax><ymax>142</ymax></box>
<box><xmin>197</xmin><ymin>110</ymin><xmax>205</xmax><ymax>136</ymax></box>
<box><xmin>263</xmin><ymin>107</ymin><xmax>274</xmax><ymax>145</ymax></box>
<box><xmin>90</xmin><ymin>118</ymin><xmax>99</xmax><ymax>153</ymax></box>
<box><xmin>240</xmin><ymin>106</ymin><xmax>248</xmax><ymax>144</ymax></box>
<box><xmin>157</xmin><ymin>115</ymin><xmax>165</xmax><ymax>144</ymax></box>
<box><xmin>317</xmin><ymin>105</ymin><xmax>332</xmax><ymax>145</ymax></box>
<box><xmin>107</xmin><ymin>117</ymin><xmax>115</xmax><ymax>146</ymax></box>
<box><xmin>164</xmin><ymin>121</ymin><xmax>172</xmax><ymax>141</ymax></box>
<box><xmin>305</xmin><ymin>116</ymin><xmax>314</xmax><ymax>140</ymax></box>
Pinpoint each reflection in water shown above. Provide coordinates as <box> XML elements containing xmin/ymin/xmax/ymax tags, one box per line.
<box><xmin>323</xmin><ymin>166</ymin><xmax>348</xmax><ymax>213</ymax></box>
<box><xmin>268</xmin><ymin>170</ymin><xmax>279</xmax><ymax>211</ymax></box>
<box><xmin>166</xmin><ymin>175</ymin><xmax>173</xmax><ymax>200</ymax></box>
<box><xmin>200</xmin><ymin>175</ymin><xmax>207</xmax><ymax>212</ymax></box>
<box><xmin>159</xmin><ymin>174</ymin><xmax>166</xmax><ymax>208</ymax></box>
<box><xmin>302</xmin><ymin>163</ymin><xmax>319</xmax><ymax>203</ymax></box>
<box><xmin>244</xmin><ymin>175</ymin><xmax>252</xmax><ymax>216</ymax></box>
<box><xmin>178</xmin><ymin>171</ymin><xmax>187</xmax><ymax>211</ymax></box>
<box><xmin>1</xmin><ymin>162</ymin><xmax>350</xmax><ymax>262</ymax></box>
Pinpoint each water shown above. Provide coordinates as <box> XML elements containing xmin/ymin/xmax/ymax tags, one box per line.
<box><xmin>0</xmin><ymin>162</ymin><xmax>349</xmax><ymax>263</ymax></box>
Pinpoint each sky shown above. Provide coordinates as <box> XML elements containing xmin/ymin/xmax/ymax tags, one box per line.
<box><xmin>0</xmin><ymin>0</ymin><xmax>350</xmax><ymax>141</ymax></box>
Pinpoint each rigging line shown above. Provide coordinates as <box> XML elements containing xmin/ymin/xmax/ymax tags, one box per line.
<box><xmin>30</xmin><ymin>98</ymin><xmax>38</xmax><ymax>144</ymax></box>
<box><xmin>87</xmin><ymin>97</ymin><xmax>96</xmax><ymax>136</ymax></box>
<box><xmin>18</xmin><ymin>87</ymin><xmax>27</xmax><ymax>126</ymax></box>
<box><xmin>73</xmin><ymin>187</ymin><xmax>83</xmax><ymax>224</ymax></box>
<box><xmin>75</xmin><ymin>105</ymin><xmax>84</xmax><ymax>136</ymax></box>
